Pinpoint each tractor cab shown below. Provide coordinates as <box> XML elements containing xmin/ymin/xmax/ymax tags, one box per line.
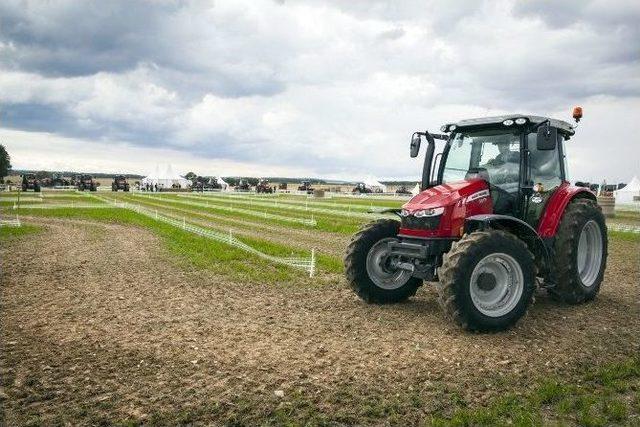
<box><xmin>345</xmin><ymin>108</ymin><xmax>608</xmax><ymax>332</ymax></box>
<box><xmin>405</xmin><ymin>114</ymin><xmax>575</xmax><ymax>235</ymax></box>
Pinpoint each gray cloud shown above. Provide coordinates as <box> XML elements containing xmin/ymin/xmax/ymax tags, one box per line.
<box><xmin>0</xmin><ymin>0</ymin><xmax>639</xmax><ymax>181</ymax></box>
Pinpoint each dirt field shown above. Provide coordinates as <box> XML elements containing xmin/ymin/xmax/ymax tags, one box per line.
<box><xmin>1</xmin><ymin>216</ymin><xmax>638</xmax><ymax>425</ymax></box>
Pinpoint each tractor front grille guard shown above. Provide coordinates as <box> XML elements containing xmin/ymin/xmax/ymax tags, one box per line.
<box><xmin>401</xmin><ymin>215</ymin><xmax>441</xmax><ymax>231</ymax></box>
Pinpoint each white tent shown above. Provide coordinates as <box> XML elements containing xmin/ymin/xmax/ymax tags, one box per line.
<box><xmin>363</xmin><ymin>177</ymin><xmax>387</xmax><ymax>192</ymax></box>
<box><xmin>614</xmin><ymin>176</ymin><xmax>640</xmax><ymax>204</ymax></box>
<box><xmin>141</xmin><ymin>164</ymin><xmax>191</xmax><ymax>190</ymax></box>
<box><xmin>216</xmin><ymin>177</ymin><xmax>230</xmax><ymax>191</ymax></box>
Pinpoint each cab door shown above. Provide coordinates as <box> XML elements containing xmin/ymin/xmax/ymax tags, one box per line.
<box><xmin>524</xmin><ymin>132</ymin><xmax>565</xmax><ymax>229</ymax></box>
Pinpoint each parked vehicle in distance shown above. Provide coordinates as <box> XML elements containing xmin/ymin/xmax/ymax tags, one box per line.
<box><xmin>256</xmin><ymin>178</ymin><xmax>274</xmax><ymax>193</ymax></box>
<box><xmin>112</xmin><ymin>175</ymin><xmax>130</xmax><ymax>192</ymax></box>
<box><xmin>298</xmin><ymin>180</ymin><xmax>314</xmax><ymax>194</ymax></box>
<box><xmin>21</xmin><ymin>174</ymin><xmax>41</xmax><ymax>192</ymax></box>
<box><xmin>77</xmin><ymin>174</ymin><xmax>97</xmax><ymax>191</ymax></box>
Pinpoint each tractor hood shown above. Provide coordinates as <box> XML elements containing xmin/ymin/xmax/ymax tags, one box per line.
<box><xmin>402</xmin><ymin>179</ymin><xmax>489</xmax><ymax>212</ymax></box>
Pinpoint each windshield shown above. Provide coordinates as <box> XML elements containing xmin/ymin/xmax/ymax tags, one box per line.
<box><xmin>442</xmin><ymin>129</ymin><xmax>520</xmax><ymax>193</ymax></box>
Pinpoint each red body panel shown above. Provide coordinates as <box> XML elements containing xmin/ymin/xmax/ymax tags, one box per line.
<box><xmin>399</xmin><ymin>180</ymin><xmax>493</xmax><ymax>237</ymax></box>
<box><xmin>536</xmin><ymin>181</ymin><xmax>596</xmax><ymax>238</ymax></box>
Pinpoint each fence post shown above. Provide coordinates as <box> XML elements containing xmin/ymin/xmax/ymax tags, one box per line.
<box><xmin>309</xmin><ymin>249</ymin><xmax>315</xmax><ymax>278</ymax></box>
<box><xmin>183</xmin><ymin>216</ymin><xmax>186</xmax><ymax>229</ymax></box>
<box><xmin>155</xmin><ymin>209</ymin><xmax>158</xmax><ymax>219</ymax></box>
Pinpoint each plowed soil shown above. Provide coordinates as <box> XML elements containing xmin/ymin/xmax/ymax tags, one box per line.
<box><xmin>1</xmin><ymin>218</ymin><xmax>638</xmax><ymax>425</ymax></box>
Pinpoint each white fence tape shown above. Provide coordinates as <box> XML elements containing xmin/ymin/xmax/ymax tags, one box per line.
<box><xmin>178</xmin><ymin>193</ymin><xmax>387</xmax><ymax>219</ymax></box>
<box><xmin>130</xmin><ymin>193</ymin><xmax>317</xmax><ymax>226</ymax></box>
<box><xmin>608</xmin><ymin>223</ymin><xmax>640</xmax><ymax>234</ymax></box>
<box><xmin>88</xmin><ymin>194</ymin><xmax>316</xmax><ymax>277</ymax></box>
<box><xmin>15</xmin><ymin>203</ymin><xmax>116</xmax><ymax>209</ymax></box>
<box><xmin>0</xmin><ymin>215</ymin><xmax>21</xmax><ymax>227</ymax></box>
<box><xmin>206</xmin><ymin>192</ymin><xmax>391</xmax><ymax>212</ymax></box>
<box><xmin>0</xmin><ymin>197</ymin><xmax>43</xmax><ymax>202</ymax></box>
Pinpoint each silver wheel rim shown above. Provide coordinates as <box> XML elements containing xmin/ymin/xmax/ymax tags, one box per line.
<box><xmin>577</xmin><ymin>220</ymin><xmax>603</xmax><ymax>287</ymax></box>
<box><xmin>365</xmin><ymin>238</ymin><xmax>412</xmax><ymax>290</ymax></box>
<box><xmin>469</xmin><ymin>253</ymin><xmax>524</xmax><ymax>318</ymax></box>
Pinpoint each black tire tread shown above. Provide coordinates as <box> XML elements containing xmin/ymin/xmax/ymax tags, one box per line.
<box><xmin>344</xmin><ymin>219</ymin><xmax>421</xmax><ymax>304</ymax></box>
<box><xmin>437</xmin><ymin>230</ymin><xmax>536</xmax><ymax>331</ymax></box>
<box><xmin>549</xmin><ymin>198</ymin><xmax>608</xmax><ymax>304</ymax></box>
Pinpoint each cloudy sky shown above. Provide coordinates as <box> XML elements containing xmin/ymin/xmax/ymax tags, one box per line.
<box><xmin>1</xmin><ymin>0</ymin><xmax>639</xmax><ymax>182</ymax></box>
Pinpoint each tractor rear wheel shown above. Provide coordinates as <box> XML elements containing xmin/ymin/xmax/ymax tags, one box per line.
<box><xmin>344</xmin><ymin>219</ymin><xmax>422</xmax><ymax>303</ymax></box>
<box><xmin>549</xmin><ymin>199</ymin><xmax>607</xmax><ymax>304</ymax></box>
<box><xmin>437</xmin><ymin>230</ymin><xmax>535</xmax><ymax>331</ymax></box>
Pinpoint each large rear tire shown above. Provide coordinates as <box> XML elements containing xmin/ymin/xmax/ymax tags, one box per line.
<box><xmin>437</xmin><ymin>230</ymin><xmax>535</xmax><ymax>332</ymax></box>
<box><xmin>344</xmin><ymin>219</ymin><xmax>422</xmax><ymax>303</ymax></box>
<box><xmin>549</xmin><ymin>198</ymin><xmax>607</xmax><ymax>304</ymax></box>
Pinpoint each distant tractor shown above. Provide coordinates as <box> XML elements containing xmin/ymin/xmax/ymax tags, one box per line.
<box><xmin>21</xmin><ymin>174</ymin><xmax>41</xmax><ymax>192</ymax></box>
<box><xmin>112</xmin><ymin>175</ymin><xmax>130</xmax><ymax>192</ymax></box>
<box><xmin>235</xmin><ymin>179</ymin><xmax>251</xmax><ymax>191</ymax></box>
<box><xmin>298</xmin><ymin>180</ymin><xmax>314</xmax><ymax>194</ymax></box>
<box><xmin>77</xmin><ymin>174</ymin><xmax>97</xmax><ymax>191</ymax></box>
<box><xmin>345</xmin><ymin>108</ymin><xmax>608</xmax><ymax>332</ymax></box>
<box><xmin>395</xmin><ymin>185</ymin><xmax>412</xmax><ymax>195</ymax></box>
<box><xmin>352</xmin><ymin>183</ymin><xmax>373</xmax><ymax>194</ymax></box>
<box><xmin>191</xmin><ymin>176</ymin><xmax>209</xmax><ymax>192</ymax></box>
<box><xmin>278</xmin><ymin>182</ymin><xmax>288</xmax><ymax>191</ymax></box>
<box><xmin>51</xmin><ymin>173</ymin><xmax>71</xmax><ymax>187</ymax></box>
<box><xmin>256</xmin><ymin>179</ymin><xmax>274</xmax><ymax>194</ymax></box>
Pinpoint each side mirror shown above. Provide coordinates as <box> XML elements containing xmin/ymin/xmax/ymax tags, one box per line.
<box><xmin>536</xmin><ymin>125</ymin><xmax>557</xmax><ymax>150</ymax></box>
<box><xmin>410</xmin><ymin>133</ymin><xmax>421</xmax><ymax>157</ymax></box>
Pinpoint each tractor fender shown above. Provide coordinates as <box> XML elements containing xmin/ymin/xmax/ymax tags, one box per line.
<box><xmin>464</xmin><ymin>214</ymin><xmax>551</xmax><ymax>278</ymax></box>
<box><xmin>537</xmin><ymin>183</ymin><xmax>596</xmax><ymax>238</ymax></box>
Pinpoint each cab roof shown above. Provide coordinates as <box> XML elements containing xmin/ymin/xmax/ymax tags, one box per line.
<box><xmin>446</xmin><ymin>114</ymin><xmax>575</xmax><ymax>136</ymax></box>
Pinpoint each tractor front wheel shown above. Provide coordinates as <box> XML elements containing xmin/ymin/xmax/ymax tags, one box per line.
<box><xmin>344</xmin><ymin>219</ymin><xmax>422</xmax><ymax>303</ymax></box>
<box><xmin>549</xmin><ymin>199</ymin><xmax>607</xmax><ymax>304</ymax></box>
<box><xmin>437</xmin><ymin>230</ymin><xmax>535</xmax><ymax>332</ymax></box>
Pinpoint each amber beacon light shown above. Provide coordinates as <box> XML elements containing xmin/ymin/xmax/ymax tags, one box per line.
<box><xmin>572</xmin><ymin>106</ymin><xmax>583</xmax><ymax>122</ymax></box>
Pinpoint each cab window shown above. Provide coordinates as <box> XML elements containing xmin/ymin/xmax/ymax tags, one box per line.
<box><xmin>527</xmin><ymin>133</ymin><xmax>562</xmax><ymax>191</ymax></box>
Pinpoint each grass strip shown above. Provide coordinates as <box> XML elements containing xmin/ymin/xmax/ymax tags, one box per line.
<box><xmin>13</xmin><ymin>207</ymin><xmax>310</xmax><ymax>283</ymax></box>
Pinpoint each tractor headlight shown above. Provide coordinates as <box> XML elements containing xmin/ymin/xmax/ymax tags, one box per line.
<box><xmin>515</xmin><ymin>117</ymin><xmax>527</xmax><ymax>125</ymax></box>
<box><xmin>440</xmin><ymin>125</ymin><xmax>447</xmax><ymax>132</ymax></box>
<box><xmin>413</xmin><ymin>207</ymin><xmax>445</xmax><ymax>217</ymax></box>
<box><xmin>449</xmin><ymin>125</ymin><xmax>457</xmax><ymax>131</ymax></box>
<box><xmin>502</xmin><ymin>119</ymin><xmax>514</xmax><ymax>126</ymax></box>
<box><xmin>400</xmin><ymin>209</ymin><xmax>410</xmax><ymax>217</ymax></box>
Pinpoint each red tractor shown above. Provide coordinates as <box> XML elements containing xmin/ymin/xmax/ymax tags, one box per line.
<box><xmin>345</xmin><ymin>108</ymin><xmax>607</xmax><ymax>331</ymax></box>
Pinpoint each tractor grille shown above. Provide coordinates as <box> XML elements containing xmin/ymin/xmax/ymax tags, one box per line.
<box><xmin>401</xmin><ymin>215</ymin><xmax>441</xmax><ymax>231</ymax></box>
